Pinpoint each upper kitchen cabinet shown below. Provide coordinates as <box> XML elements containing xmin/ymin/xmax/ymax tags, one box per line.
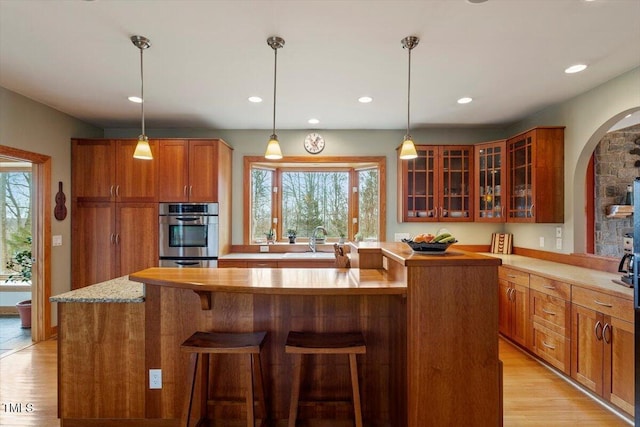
<box><xmin>474</xmin><ymin>140</ymin><xmax>506</xmax><ymax>222</ymax></box>
<box><xmin>398</xmin><ymin>145</ymin><xmax>474</xmax><ymax>222</ymax></box>
<box><xmin>71</xmin><ymin>139</ymin><xmax>158</xmax><ymax>203</ymax></box>
<box><xmin>158</xmin><ymin>139</ymin><xmax>232</xmax><ymax>202</ymax></box>
<box><xmin>506</xmin><ymin>127</ymin><xmax>564</xmax><ymax>223</ymax></box>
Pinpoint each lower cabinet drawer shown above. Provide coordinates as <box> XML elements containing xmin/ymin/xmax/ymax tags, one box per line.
<box><xmin>532</xmin><ymin>322</ymin><xmax>570</xmax><ymax>375</ymax></box>
<box><xmin>530</xmin><ymin>289</ymin><xmax>570</xmax><ymax>336</ymax></box>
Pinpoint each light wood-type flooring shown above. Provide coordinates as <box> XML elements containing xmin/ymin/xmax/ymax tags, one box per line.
<box><xmin>0</xmin><ymin>338</ymin><xmax>632</xmax><ymax>426</ymax></box>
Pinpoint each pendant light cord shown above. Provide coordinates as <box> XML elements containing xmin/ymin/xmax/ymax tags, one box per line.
<box><xmin>272</xmin><ymin>47</ymin><xmax>278</xmax><ymax>137</ymax></box>
<box><xmin>406</xmin><ymin>46</ymin><xmax>411</xmax><ymax>137</ymax></box>
<box><xmin>140</xmin><ymin>47</ymin><xmax>145</xmax><ymax>136</ymax></box>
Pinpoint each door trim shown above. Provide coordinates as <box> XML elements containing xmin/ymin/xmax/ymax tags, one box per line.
<box><xmin>0</xmin><ymin>145</ymin><xmax>52</xmax><ymax>341</ymax></box>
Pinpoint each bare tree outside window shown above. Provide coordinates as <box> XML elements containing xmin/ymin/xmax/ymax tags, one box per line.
<box><xmin>281</xmin><ymin>171</ymin><xmax>348</xmax><ymax>238</ymax></box>
<box><xmin>1</xmin><ymin>169</ymin><xmax>32</xmax><ymax>278</ymax></box>
<box><xmin>251</xmin><ymin>168</ymin><xmax>273</xmax><ymax>243</ymax></box>
<box><xmin>358</xmin><ymin>168</ymin><xmax>379</xmax><ymax>240</ymax></box>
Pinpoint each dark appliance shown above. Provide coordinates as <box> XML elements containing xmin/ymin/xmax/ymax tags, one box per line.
<box><xmin>617</xmin><ymin>233</ymin><xmax>634</xmax><ymax>287</ymax></box>
<box><xmin>634</xmin><ymin>177</ymin><xmax>639</xmax><ymax>426</ymax></box>
<box><xmin>159</xmin><ymin>202</ymin><xmax>218</xmax><ymax>268</ymax></box>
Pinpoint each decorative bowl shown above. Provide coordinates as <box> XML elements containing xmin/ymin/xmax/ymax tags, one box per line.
<box><xmin>402</xmin><ymin>239</ymin><xmax>457</xmax><ymax>252</ymax></box>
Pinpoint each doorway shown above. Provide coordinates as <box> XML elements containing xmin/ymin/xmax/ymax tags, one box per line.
<box><xmin>0</xmin><ymin>158</ymin><xmax>33</xmax><ymax>355</ymax></box>
<box><xmin>0</xmin><ymin>145</ymin><xmax>52</xmax><ymax>343</ymax></box>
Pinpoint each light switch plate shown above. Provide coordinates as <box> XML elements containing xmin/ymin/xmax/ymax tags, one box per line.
<box><xmin>52</xmin><ymin>235</ymin><xmax>62</xmax><ymax>246</ymax></box>
<box><xmin>259</xmin><ymin>245</ymin><xmax>269</xmax><ymax>253</ymax></box>
<box><xmin>539</xmin><ymin>237</ymin><xmax>545</xmax><ymax>247</ymax></box>
<box><xmin>555</xmin><ymin>227</ymin><xmax>562</xmax><ymax>238</ymax></box>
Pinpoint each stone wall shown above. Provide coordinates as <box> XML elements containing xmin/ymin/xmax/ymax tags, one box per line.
<box><xmin>594</xmin><ymin>123</ymin><xmax>639</xmax><ymax>257</ymax></box>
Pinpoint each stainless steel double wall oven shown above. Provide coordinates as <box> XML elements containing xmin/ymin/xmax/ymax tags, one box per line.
<box><xmin>159</xmin><ymin>203</ymin><xmax>218</xmax><ymax>267</ymax></box>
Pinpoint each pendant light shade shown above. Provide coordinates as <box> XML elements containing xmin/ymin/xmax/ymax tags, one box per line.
<box><xmin>399</xmin><ymin>36</ymin><xmax>419</xmax><ymax>160</ymax></box>
<box><xmin>265</xmin><ymin>36</ymin><xmax>285</xmax><ymax>160</ymax></box>
<box><xmin>131</xmin><ymin>35</ymin><xmax>153</xmax><ymax>160</ymax></box>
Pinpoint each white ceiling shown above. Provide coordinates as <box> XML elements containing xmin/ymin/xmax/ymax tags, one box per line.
<box><xmin>1</xmin><ymin>0</ymin><xmax>639</xmax><ymax>131</ymax></box>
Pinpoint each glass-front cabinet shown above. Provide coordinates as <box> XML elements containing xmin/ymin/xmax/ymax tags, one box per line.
<box><xmin>474</xmin><ymin>140</ymin><xmax>505</xmax><ymax>222</ymax></box>
<box><xmin>398</xmin><ymin>145</ymin><xmax>474</xmax><ymax>222</ymax></box>
<box><xmin>505</xmin><ymin>127</ymin><xmax>564</xmax><ymax>223</ymax></box>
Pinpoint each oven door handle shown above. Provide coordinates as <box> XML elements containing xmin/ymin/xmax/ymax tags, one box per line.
<box><xmin>174</xmin><ymin>261</ymin><xmax>201</xmax><ymax>266</ymax></box>
<box><xmin>175</xmin><ymin>217</ymin><xmax>200</xmax><ymax>222</ymax></box>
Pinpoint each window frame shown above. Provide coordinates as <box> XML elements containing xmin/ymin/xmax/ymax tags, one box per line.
<box><xmin>243</xmin><ymin>155</ymin><xmax>386</xmax><ymax>244</ymax></box>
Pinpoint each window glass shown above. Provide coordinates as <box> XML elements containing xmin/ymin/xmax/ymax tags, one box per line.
<box><xmin>0</xmin><ymin>167</ymin><xmax>32</xmax><ymax>280</ymax></box>
<box><xmin>358</xmin><ymin>168</ymin><xmax>379</xmax><ymax>241</ymax></box>
<box><xmin>251</xmin><ymin>168</ymin><xmax>273</xmax><ymax>243</ymax></box>
<box><xmin>246</xmin><ymin>157</ymin><xmax>384</xmax><ymax>244</ymax></box>
<box><xmin>282</xmin><ymin>171</ymin><xmax>349</xmax><ymax>238</ymax></box>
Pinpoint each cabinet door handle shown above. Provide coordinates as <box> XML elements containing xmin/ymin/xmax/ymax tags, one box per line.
<box><xmin>543</xmin><ymin>285</ymin><xmax>556</xmax><ymax>290</ymax></box>
<box><xmin>183</xmin><ymin>185</ymin><xmax>187</xmax><ymax>196</ymax></box>
<box><xmin>189</xmin><ymin>185</ymin><xmax>193</xmax><ymax>196</ymax></box>
<box><xmin>110</xmin><ymin>233</ymin><xmax>115</xmax><ymax>244</ymax></box>
<box><xmin>115</xmin><ymin>185</ymin><xmax>120</xmax><ymax>197</ymax></box>
<box><xmin>594</xmin><ymin>299</ymin><xmax>613</xmax><ymax>308</ymax></box>
<box><xmin>541</xmin><ymin>341</ymin><xmax>556</xmax><ymax>350</ymax></box>
<box><xmin>541</xmin><ymin>308</ymin><xmax>556</xmax><ymax>316</ymax></box>
<box><xmin>109</xmin><ymin>185</ymin><xmax>114</xmax><ymax>198</ymax></box>
<box><xmin>602</xmin><ymin>323</ymin><xmax>611</xmax><ymax>344</ymax></box>
<box><xmin>508</xmin><ymin>274</ymin><xmax>517</xmax><ymax>279</ymax></box>
<box><xmin>594</xmin><ymin>320</ymin><xmax>603</xmax><ymax>341</ymax></box>
<box><xmin>530</xmin><ymin>203</ymin><xmax>535</xmax><ymax>217</ymax></box>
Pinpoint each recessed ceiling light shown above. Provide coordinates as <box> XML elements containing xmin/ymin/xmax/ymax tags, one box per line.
<box><xmin>248</xmin><ymin>96</ymin><xmax>263</xmax><ymax>103</ymax></box>
<box><xmin>128</xmin><ymin>96</ymin><xmax>142</xmax><ymax>103</ymax></box>
<box><xmin>467</xmin><ymin>0</ymin><xmax>488</xmax><ymax>3</ymax></box>
<box><xmin>565</xmin><ymin>64</ymin><xmax>587</xmax><ymax>74</ymax></box>
<box><xmin>358</xmin><ymin>96</ymin><xmax>373</xmax><ymax>103</ymax></box>
<box><xmin>308</xmin><ymin>118</ymin><xmax>320</xmax><ymax>125</ymax></box>
<box><xmin>457</xmin><ymin>97</ymin><xmax>473</xmax><ymax>104</ymax></box>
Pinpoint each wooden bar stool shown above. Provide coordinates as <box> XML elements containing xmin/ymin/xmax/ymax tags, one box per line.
<box><xmin>285</xmin><ymin>331</ymin><xmax>366</xmax><ymax>427</ymax></box>
<box><xmin>180</xmin><ymin>331</ymin><xmax>268</xmax><ymax>427</ymax></box>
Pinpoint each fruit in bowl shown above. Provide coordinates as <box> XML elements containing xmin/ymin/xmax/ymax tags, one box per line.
<box><xmin>402</xmin><ymin>232</ymin><xmax>457</xmax><ymax>252</ymax></box>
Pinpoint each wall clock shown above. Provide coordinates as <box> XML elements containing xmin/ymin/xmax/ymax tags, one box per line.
<box><xmin>304</xmin><ymin>132</ymin><xmax>325</xmax><ymax>154</ymax></box>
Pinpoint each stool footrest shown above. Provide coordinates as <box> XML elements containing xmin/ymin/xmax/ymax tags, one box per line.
<box><xmin>298</xmin><ymin>399</ymin><xmax>353</xmax><ymax>407</ymax></box>
<box><xmin>207</xmin><ymin>398</ymin><xmax>265</xmax><ymax>406</ymax></box>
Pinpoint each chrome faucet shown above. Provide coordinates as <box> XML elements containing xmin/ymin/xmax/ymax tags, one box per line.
<box><xmin>309</xmin><ymin>226</ymin><xmax>327</xmax><ymax>253</ymax></box>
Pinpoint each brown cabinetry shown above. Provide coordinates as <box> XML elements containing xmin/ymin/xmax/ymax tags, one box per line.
<box><xmin>72</xmin><ymin>202</ymin><xmax>157</xmax><ymax>289</ymax></box>
<box><xmin>158</xmin><ymin>139</ymin><xmax>230</xmax><ymax>202</ymax></box>
<box><xmin>398</xmin><ymin>145</ymin><xmax>474</xmax><ymax>222</ymax></box>
<box><xmin>72</xmin><ymin>139</ymin><xmax>160</xmax><ymax>289</ymax></box>
<box><xmin>498</xmin><ymin>266</ymin><xmax>530</xmax><ymax>348</ymax></box>
<box><xmin>571</xmin><ymin>286</ymin><xmax>635</xmax><ymax>416</ymax></box>
<box><xmin>506</xmin><ymin>127</ymin><xmax>564</xmax><ymax>223</ymax></box>
<box><xmin>71</xmin><ymin>139</ymin><xmax>158</xmax><ymax>202</ymax></box>
<box><xmin>529</xmin><ymin>275</ymin><xmax>571</xmax><ymax>374</ymax></box>
<box><xmin>474</xmin><ymin>140</ymin><xmax>505</xmax><ymax>222</ymax></box>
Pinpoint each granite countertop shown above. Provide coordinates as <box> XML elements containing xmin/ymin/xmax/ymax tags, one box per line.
<box><xmin>50</xmin><ymin>276</ymin><xmax>144</xmax><ymax>303</ymax></box>
<box><xmin>482</xmin><ymin>253</ymin><xmax>633</xmax><ymax>300</ymax></box>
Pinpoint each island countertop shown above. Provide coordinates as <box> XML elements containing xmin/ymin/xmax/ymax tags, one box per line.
<box><xmin>129</xmin><ymin>267</ymin><xmax>406</xmax><ymax>295</ymax></box>
<box><xmin>130</xmin><ymin>245</ymin><xmax>500</xmax><ymax>296</ymax></box>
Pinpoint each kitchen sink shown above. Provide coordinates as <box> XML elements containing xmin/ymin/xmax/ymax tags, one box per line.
<box><xmin>281</xmin><ymin>252</ymin><xmax>335</xmax><ymax>259</ymax></box>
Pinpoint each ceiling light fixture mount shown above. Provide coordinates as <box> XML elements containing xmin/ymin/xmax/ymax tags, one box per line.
<box><xmin>399</xmin><ymin>35</ymin><xmax>419</xmax><ymax>160</ymax></box>
<box><xmin>131</xmin><ymin>35</ymin><xmax>153</xmax><ymax>160</ymax></box>
<box><xmin>265</xmin><ymin>36</ymin><xmax>285</xmax><ymax>160</ymax></box>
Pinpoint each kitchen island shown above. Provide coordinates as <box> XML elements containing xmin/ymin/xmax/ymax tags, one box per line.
<box><xmin>54</xmin><ymin>244</ymin><xmax>502</xmax><ymax>427</ymax></box>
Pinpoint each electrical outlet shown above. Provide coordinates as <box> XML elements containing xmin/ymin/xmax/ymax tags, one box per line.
<box><xmin>555</xmin><ymin>227</ymin><xmax>562</xmax><ymax>238</ymax></box>
<box><xmin>556</xmin><ymin>238</ymin><xmax>562</xmax><ymax>250</ymax></box>
<box><xmin>539</xmin><ymin>237</ymin><xmax>545</xmax><ymax>247</ymax></box>
<box><xmin>259</xmin><ymin>245</ymin><xmax>269</xmax><ymax>253</ymax></box>
<box><xmin>149</xmin><ymin>369</ymin><xmax>162</xmax><ymax>389</ymax></box>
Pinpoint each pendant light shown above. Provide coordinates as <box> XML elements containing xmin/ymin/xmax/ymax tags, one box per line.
<box><xmin>399</xmin><ymin>36</ymin><xmax>419</xmax><ymax>160</ymax></box>
<box><xmin>265</xmin><ymin>36</ymin><xmax>285</xmax><ymax>160</ymax></box>
<box><xmin>131</xmin><ymin>35</ymin><xmax>153</xmax><ymax>160</ymax></box>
